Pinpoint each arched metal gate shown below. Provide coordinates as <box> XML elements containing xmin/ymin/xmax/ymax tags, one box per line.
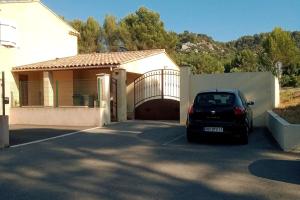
<box><xmin>134</xmin><ymin>69</ymin><xmax>180</xmax><ymax>120</ymax></box>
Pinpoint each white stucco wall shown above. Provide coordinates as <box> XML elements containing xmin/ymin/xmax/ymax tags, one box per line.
<box><xmin>180</xmin><ymin>67</ymin><xmax>280</xmax><ymax>127</ymax></box>
<box><xmin>0</xmin><ymin>1</ymin><xmax>77</xmax><ymax>66</ymax></box>
<box><xmin>10</xmin><ymin>107</ymin><xmax>101</xmax><ymax>127</ymax></box>
<box><xmin>267</xmin><ymin>111</ymin><xmax>300</xmax><ymax>151</ymax></box>
<box><xmin>120</xmin><ymin>52</ymin><xmax>179</xmax><ymax>74</ymax></box>
<box><xmin>0</xmin><ymin>46</ymin><xmax>16</xmax><ymax>115</ymax></box>
<box><xmin>0</xmin><ymin>1</ymin><xmax>78</xmax><ymax>116</ymax></box>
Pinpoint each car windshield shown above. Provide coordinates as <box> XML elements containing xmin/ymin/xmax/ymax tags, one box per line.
<box><xmin>195</xmin><ymin>92</ymin><xmax>235</xmax><ymax>107</ymax></box>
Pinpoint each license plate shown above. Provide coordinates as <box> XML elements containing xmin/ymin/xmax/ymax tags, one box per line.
<box><xmin>204</xmin><ymin>127</ymin><xmax>223</xmax><ymax>133</ymax></box>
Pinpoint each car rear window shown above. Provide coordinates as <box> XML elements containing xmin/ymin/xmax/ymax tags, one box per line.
<box><xmin>194</xmin><ymin>92</ymin><xmax>235</xmax><ymax>107</ymax></box>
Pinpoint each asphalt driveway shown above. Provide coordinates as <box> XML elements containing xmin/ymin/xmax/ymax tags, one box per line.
<box><xmin>9</xmin><ymin>125</ymin><xmax>94</xmax><ymax>146</ymax></box>
<box><xmin>0</xmin><ymin>121</ymin><xmax>300</xmax><ymax>200</ymax></box>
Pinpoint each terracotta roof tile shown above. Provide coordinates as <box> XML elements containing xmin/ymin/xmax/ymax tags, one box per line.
<box><xmin>12</xmin><ymin>49</ymin><xmax>165</xmax><ymax>71</ymax></box>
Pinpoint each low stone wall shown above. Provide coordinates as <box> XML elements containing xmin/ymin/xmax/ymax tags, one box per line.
<box><xmin>10</xmin><ymin>107</ymin><xmax>102</xmax><ymax>127</ymax></box>
<box><xmin>266</xmin><ymin>110</ymin><xmax>300</xmax><ymax>151</ymax></box>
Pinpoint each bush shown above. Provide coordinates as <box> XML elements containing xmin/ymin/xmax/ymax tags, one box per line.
<box><xmin>280</xmin><ymin>75</ymin><xmax>298</xmax><ymax>87</ymax></box>
<box><xmin>297</xmin><ymin>76</ymin><xmax>300</xmax><ymax>87</ymax></box>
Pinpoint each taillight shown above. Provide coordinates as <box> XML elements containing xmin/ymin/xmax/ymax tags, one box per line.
<box><xmin>234</xmin><ymin>106</ymin><xmax>245</xmax><ymax>116</ymax></box>
<box><xmin>188</xmin><ymin>105</ymin><xmax>194</xmax><ymax>115</ymax></box>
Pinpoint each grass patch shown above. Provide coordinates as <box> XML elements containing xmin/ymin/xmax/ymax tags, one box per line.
<box><xmin>274</xmin><ymin>88</ymin><xmax>300</xmax><ymax>124</ymax></box>
<box><xmin>280</xmin><ymin>88</ymin><xmax>300</xmax><ymax>107</ymax></box>
<box><xmin>274</xmin><ymin>104</ymin><xmax>300</xmax><ymax>124</ymax></box>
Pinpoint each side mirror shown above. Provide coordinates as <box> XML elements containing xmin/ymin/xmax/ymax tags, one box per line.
<box><xmin>247</xmin><ymin>101</ymin><xmax>254</xmax><ymax>106</ymax></box>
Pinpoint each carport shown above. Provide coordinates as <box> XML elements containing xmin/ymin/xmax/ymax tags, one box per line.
<box><xmin>133</xmin><ymin>69</ymin><xmax>180</xmax><ymax>120</ymax></box>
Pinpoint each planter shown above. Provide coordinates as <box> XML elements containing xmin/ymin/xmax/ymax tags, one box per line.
<box><xmin>266</xmin><ymin>110</ymin><xmax>300</xmax><ymax>151</ymax></box>
<box><xmin>0</xmin><ymin>115</ymin><xmax>9</xmax><ymax>148</ymax></box>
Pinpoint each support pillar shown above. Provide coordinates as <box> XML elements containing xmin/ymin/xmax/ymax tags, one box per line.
<box><xmin>272</xmin><ymin>75</ymin><xmax>280</xmax><ymax>108</ymax></box>
<box><xmin>0</xmin><ymin>71</ymin><xmax>9</xmax><ymax>148</ymax></box>
<box><xmin>11</xmin><ymin>73</ymin><xmax>20</xmax><ymax>107</ymax></box>
<box><xmin>97</xmin><ymin>74</ymin><xmax>111</xmax><ymax>126</ymax></box>
<box><xmin>43</xmin><ymin>71</ymin><xmax>54</xmax><ymax>107</ymax></box>
<box><xmin>180</xmin><ymin>66</ymin><xmax>191</xmax><ymax>125</ymax></box>
<box><xmin>112</xmin><ymin>68</ymin><xmax>127</xmax><ymax>122</ymax></box>
<box><xmin>0</xmin><ymin>116</ymin><xmax>9</xmax><ymax>148</ymax></box>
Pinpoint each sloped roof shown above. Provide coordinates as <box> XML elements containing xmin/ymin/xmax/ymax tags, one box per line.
<box><xmin>12</xmin><ymin>49</ymin><xmax>166</xmax><ymax>71</ymax></box>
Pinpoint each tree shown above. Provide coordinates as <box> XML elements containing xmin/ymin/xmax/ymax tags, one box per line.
<box><xmin>259</xmin><ymin>27</ymin><xmax>300</xmax><ymax>87</ymax></box>
<box><xmin>230</xmin><ymin>49</ymin><xmax>258</xmax><ymax>72</ymax></box>
<box><xmin>70</xmin><ymin>17</ymin><xmax>102</xmax><ymax>53</ymax></box>
<box><xmin>176</xmin><ymin>52</ymin><xmax>224</xmax><ymax>74</ymax></box>
<box><xmin>119</xmin><ymin>7</ymin><xmax>178</xmax><ymax>52</ymax></box>
<box><xmin>262</xmin><ymin>27</ymin><xmax>300</xmax><ymax>70</ymax></box>
<box><xmin>103</xmin><ymin>15</ymin><xmax>121</xmax><ymax>51</ymax></box>
<box><xmin>291</xmin><ymin>31</ymin><xmax>300</xmax><ymax>48</ymax></box>
<box><xmin>69</xmin><ymin>19</ymin><xmax>85</xmax><ymax>53</ymax></box>
<box><xmin>82</xmin><ymin>17</ymin><xmax>102</xmax><ymax>53</ymax></box>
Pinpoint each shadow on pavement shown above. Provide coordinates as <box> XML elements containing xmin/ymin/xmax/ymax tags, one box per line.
<box><xmin>0</xmin><ymin>121</ymin><xmax>298</xmax><ymax>200</ymax></box>
<box><xmin>9</xmin><ymin>125</ymin><xmax>92</xmax><ymax>146</ymax></box>
<box><xmin>249</xmin><ymin>159</ymin><xmax>300</xmax><ymax>185</ymax></box>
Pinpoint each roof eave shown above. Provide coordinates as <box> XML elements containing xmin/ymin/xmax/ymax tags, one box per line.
<box><xmin>12</xmin><ymin>64</ymin><xmax>118</xmax><ymax>72</ymax></box>
<box><xmin>39</xmin><ymin>1</ymin><xmax>79</xmax><ymax>35</ymax></box>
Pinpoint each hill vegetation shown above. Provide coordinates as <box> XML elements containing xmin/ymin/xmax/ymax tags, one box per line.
<box><xmin>68</xmin><ymin>7</ymin><xmax>300</xmax><ymax>87</ymax></box>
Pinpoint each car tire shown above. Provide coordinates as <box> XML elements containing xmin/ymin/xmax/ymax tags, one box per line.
<box><xmin>240</xmin><ymin>134</ymin><xmax>248</xmax><ymax>145</ymax></box>
<box><xmin>186</xmin><ymin>129</ymin><xmax>194</xmax><ymax>143</ymax></box>
<box><xmin>240</xmin><ymin>126</ymin><xmax>249</xmax><ymax>145</ymax></box>
<box><xmin>250</xmin><ymin>120</ymin><xmax>254</xmax><ymax>133</ymax></box>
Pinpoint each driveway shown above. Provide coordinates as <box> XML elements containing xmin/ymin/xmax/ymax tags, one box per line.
<box><xmin>9</xmin><ymin>125</ymin><xmax>94</xmax><ymax>146</ymax></box>
<box><xmin>0</xmin><ymin>121</ymin><xmax>299</xmax><ymax>200</ymax></box>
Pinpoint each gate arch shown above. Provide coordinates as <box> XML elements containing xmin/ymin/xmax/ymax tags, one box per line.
<box><xmin>134</xmin><ymin>69</ymin><xmax>180</xmax><ymax>120</ymax></box>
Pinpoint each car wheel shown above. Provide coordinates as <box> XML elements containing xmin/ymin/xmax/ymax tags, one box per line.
<box><xmin>186</xmin><ymin>129</ymin><xmax>195</xmax><ymax>143</ymax></box>
<box><xmin>250</xmin><ymin>120</ymin><xmax>254</xmax><ymax>132</ymax></box>
<box><xmin>240</xmin><ymin>126</ymin><xmax>249</xmax><ymax>145</ymax></box>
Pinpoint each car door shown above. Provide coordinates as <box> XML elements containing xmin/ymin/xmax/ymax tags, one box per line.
<box><xmin>238</xmin><ymin>92</ymin><xmax>252</xmax><ymax>126</ymax></box>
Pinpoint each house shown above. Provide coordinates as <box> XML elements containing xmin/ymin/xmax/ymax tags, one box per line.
<box><xmin>0</xmin><ymin>0</ymin><xmax>180</xmax><ymax>127</ymax></box>
<box><xmin>10</xmin><ymin>49</ymin><xmax>180</xmax><ymax>126</ymax></box>
<box><xmin>0</xmin><ymin>0</ymin><xmax>78</xmax><ymax>116</ymax></box>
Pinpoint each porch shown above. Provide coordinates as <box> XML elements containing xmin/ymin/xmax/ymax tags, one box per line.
<box><xmin>14</xmin><ymin>69</ymin><xmax>111</xmax><ymax>108</ymax></box>
<box><xmin>10</xmin><ymin>68</ymin><xmax>130</xmax><ymax>126</ymax></box>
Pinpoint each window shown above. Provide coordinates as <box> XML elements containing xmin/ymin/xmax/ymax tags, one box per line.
<box><xmin>0</xmin><ymin>19</ymin><xmax>17</xmax><ymax>48</ymax></box>
<box><xmin>195</xmin><ymin>92</ymin><xmax>235</xmax><ymax>107</ymax></box>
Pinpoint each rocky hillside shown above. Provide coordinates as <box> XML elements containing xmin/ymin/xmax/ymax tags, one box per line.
<box><xmin>177</xmin><ymin>31</ymin><xmax>300</xmax><ymax>55</ymax></box>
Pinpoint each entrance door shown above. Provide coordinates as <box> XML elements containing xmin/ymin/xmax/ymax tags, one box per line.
<box><xmin>19</xmin><ymin>75</ymin><xmax>28</xmax><ymax>106</ymax></box>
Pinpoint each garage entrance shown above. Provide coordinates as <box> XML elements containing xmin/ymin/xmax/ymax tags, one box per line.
<box><xmin>134</xmin><ymin>69</ymin><xmax>180</xmax><ymax>120</ymax></box>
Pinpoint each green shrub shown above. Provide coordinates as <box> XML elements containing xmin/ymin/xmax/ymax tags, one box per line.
<box><xmin>280</xmin><ymin>75</ymin><xmax>298</xmax><ymax>87</ymax></box>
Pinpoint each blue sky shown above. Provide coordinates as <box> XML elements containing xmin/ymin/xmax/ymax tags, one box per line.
<box><xmin>42</xmin><ymin>0</ymin><xmax>300</xmax><ymax>42</ymax></box>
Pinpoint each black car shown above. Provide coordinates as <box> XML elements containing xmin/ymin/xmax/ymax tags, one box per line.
<box><xmin>186</xmin><ymin>89</ymin><xmax>254</xmax><ymax>144</ymax></box>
